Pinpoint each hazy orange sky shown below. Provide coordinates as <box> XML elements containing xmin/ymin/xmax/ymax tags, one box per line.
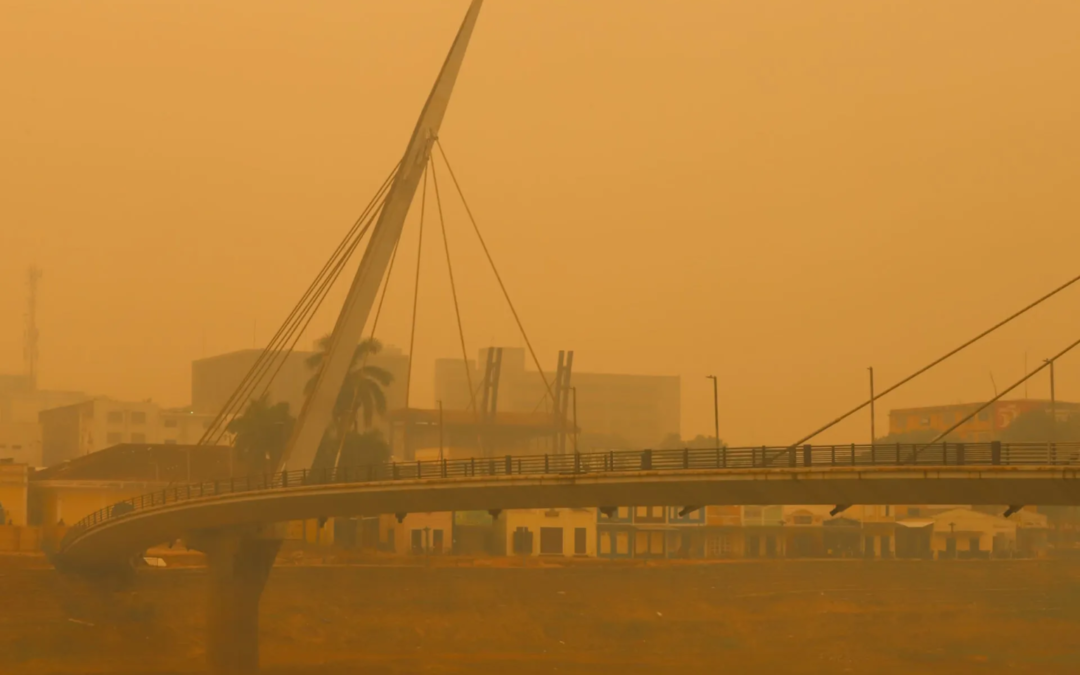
<box><xmin>3</xmin><ymin>1</ymin><xmax>1080</xmax><ymax>445</ymax></box>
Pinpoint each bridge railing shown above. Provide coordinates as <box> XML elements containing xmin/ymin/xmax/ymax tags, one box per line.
<box><xmin>60</xmin><ymin>441</ymin><xmax>1080</xmax><ymax>551</ymax></box>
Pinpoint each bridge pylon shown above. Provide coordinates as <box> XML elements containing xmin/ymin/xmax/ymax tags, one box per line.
<box><xmin>191</xmin><ymin>526</ymin><xmax>282</xmax><ymax>674</ymax></box>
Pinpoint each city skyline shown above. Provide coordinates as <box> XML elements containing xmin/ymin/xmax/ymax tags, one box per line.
<box><xmin>2</xmin><ymin>1</ymin><xmax>1079</xmax><ymax>446</ymax></box>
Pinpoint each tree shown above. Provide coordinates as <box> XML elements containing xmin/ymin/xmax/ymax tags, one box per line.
<box><xmin>226</xmin><ymin>394</ymin><xmax>295</xmax><ymax>474</ymax></box>
<box><xmin>333</xmin><ymin>429</ymin><xmax>392</xmax><ymax>468</ymax></box>
<box><xmin>658</xmin><ymin>433</ymin><xmax>727</xmax><ymax>450</ymax></box>
<box><xmin>305</xmin><ymin>334</ymin><xmax>394</xmax><ymax>467</ymax></box>
<box><xmin>1000</xmin><ymin>409</ymin><xmax>1080</xmax><ymax>443</ymax></box>
<box><xmin>873</xmin><ymin>428</ymin><xmax>955</xmax><ymax>445</ymax></box>
<box><xmin>577</xmin><ymin>432</ymin><xmax>636</xmax><ymax>453</ymax></box>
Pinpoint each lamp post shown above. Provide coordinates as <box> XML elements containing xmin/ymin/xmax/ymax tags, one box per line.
<box><xmin>571</xmin><ymin>386</ymin><xmax>579</xmax><ymax>453</ymax></box>
<box><xmin>705</xmin><ymin>375</ymin><xmax>720</xmax><ymax>450</ymax></box>
<box><xmin>438</xmin><ymin>400</ymin><xmax>444</xmax><ymax>461</ymax></box>
<box><xmin>1046</xmin><ymin>358</ymin><xmax>1057</xmax><ymax>454</ymax></box>
<box><xmin>868</xmin><ymin>367</ymin><xmax>876</xmax><ymax>446</ymax></box>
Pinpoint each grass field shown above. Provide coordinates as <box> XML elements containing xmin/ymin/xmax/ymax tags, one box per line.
<box><xmin>2</xmin><ymin>556</ymin><xmax>1079</xmax><ymax>674</ymax></box>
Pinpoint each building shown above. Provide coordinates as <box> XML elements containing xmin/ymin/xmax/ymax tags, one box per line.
<box><xmin>391</xmin><ymin>409</ymin><xmax>566</xmax><ymax>460</ymax></box>
<box><xmin>191</xmin><ymin>346</ymin><xmax>409</xmax><ymax>435</ymax></box>
<box><xmin>39</xmin><ymin>399</ymin><xmax>217</xmax><ymax>467</ymax></box>
<box><xmin>494</xmin><ymin>508</ymin><xmax>596</xmax><ymax>557</ymax></box>
<box><xmin>29</xmin><ymin>443</ymin><xmax>234</xmax><ymax>528</ymax></box>
<box><xmin>888</xmin><ymin>399</ymin><xmax>1080</xmax><ymax>443</ymax></box>
<box><xmin>929</xmin><ymin>507</ymin><xmax>1048</xmax><ymax>559</ymax></box>
<box><xmin>0</xmin><ymin>460</ymin><xmax>29</xmax><ymax>526</ymax></box>
<box><xmin>0</xmin><ymin>374</ymin><xmax>86</xmax><ymax>467</ymax></box>
<box><xmin>435</xmin><ymin>347</ymin><xmax>680</xmax><ymax>450</ymax></box>
<box><xmin>378</xmin><ymin>512</ymin><xmax>454</xmax><ymax>555</ymax></box>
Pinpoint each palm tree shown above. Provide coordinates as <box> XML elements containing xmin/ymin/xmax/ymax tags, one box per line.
<box><xmin>305</xmin><ymin>334</ymin><xmax>394</xmax><ymax>466</ymax></box>
<box><xmin>226</xmin><ymin>394</ymin><xmax>295</xmax><ymax>474</ymax></box>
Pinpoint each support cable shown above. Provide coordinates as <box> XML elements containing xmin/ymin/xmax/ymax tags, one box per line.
<box><xmin>435</xmin><ymin>138</ymin><xmax>557</xmax><ymax>409</ymax></box>
<box><xmin>203</xmin><ymin>176</ymin><xmax>393</xmax><ymax>445</ymax></box>
<box><xmin>198</xmin><ymin>163</ymin><xmax>399</xmax><ymax>445</ymax></box>
<box><xmin>431</xmin><ymin>156</ymin><xmax>479</xmax><ymax>415</ymax></box>
<box><xmin>206</xmin><ymin>197</ymin><xmax>388</xmax><ymax>448</ymax></box>
<box><xmin>789</xmin><ymin>271</ymin><xmax>1080</xmax><ymax>449</ymax></box>
<box><xmin>916</xmin><ymin>335</ymin><xmax>1080</xmax><ymax>454</ymax></box>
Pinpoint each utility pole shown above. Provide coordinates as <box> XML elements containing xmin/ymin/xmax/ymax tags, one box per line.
<box><xmin>706</xmin><ymin>375</ymin><xmax>720</xmax><ymax>450</ymax></box>
<box><xmin>25</xmin><ymin>266</ymin><xmax>42</xmax><ymax>390</ymax></box>
<box><xmin>868</xmin><ymin>367</ymin><xmax>876</xmax><ymax>445</ymax></box>
<box><xmin>1046</xmin><ymin>358</ymin><xmax>1056</xmax><ymax>449</ymax></box>
<box><xmin>438</xmin><ymin>400</ymin><xmax>444</xmax><ymax>461</ymax></box>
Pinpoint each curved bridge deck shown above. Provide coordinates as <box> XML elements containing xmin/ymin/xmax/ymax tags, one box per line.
<box><xmin>59</xmin><ymin>442</ymin><xmax>1080</xmax><ymax>565</ymax></box>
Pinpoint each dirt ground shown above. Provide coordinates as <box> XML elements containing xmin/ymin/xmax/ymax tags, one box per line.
<box><xmin>2</xmin><ymin>555</ymin><xmax>1079</xmax><ymax>674</ymax></box>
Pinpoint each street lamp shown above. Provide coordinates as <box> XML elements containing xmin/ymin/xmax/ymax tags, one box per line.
<box><xmin>1046</xmin><ymin>358</ymin><xmax>1057</xmax><ymax>455</ymax></box>
<box><xmin>705</xmin><ymin>375</ymin><xmax>720</xmax><ymax>450</ymax></box>
<box><xmin>868</xmin><ymin>367</ymin><xmax>876</xmax><ymax>446</ymax></box>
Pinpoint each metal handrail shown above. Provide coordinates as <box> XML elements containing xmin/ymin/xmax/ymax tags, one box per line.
<box><xmin>58</xmin><ymin>441</ymin><xmax>1080</xmax><ymax>552</ymax></box>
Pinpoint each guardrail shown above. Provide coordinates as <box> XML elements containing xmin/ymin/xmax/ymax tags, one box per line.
<box><xmin>60</xmin><ymin>441</ymin><xmax>1080</xmax><ymax>551</ymax></box>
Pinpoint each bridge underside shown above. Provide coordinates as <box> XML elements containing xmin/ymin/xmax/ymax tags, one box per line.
<box><xmin>61</xmin><ymin>466</ymin><xmax>1080</xmax><ymax>567</ymax></box>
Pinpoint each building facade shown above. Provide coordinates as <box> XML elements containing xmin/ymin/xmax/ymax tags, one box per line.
<box><xmin>435</xmin><ymin>347</ymin><xmax>680</xmax><ymax>450</ymax></box>
<box><xmin>888</xmin><ymin>399</ymin><xmax>1080</xmax><ymax>443</ymax></box>
<box><xmin>191</xmin><ymin>346</ymin><xmax>409</xmax><ymax>435</ymax></box>
<box><xmin>39</xmin><ymin>399</ymin><xmax>217</xmax><ymax>467</ymax></box>
<box><xmin>494</xmin><ymin>508</ymin><xmax>597</xmax><ymax>557</ymax></box>
<box><xmin>0</xmin><ymin>375</ymin><xmax>86</xmax><ymax>467</ymax></box>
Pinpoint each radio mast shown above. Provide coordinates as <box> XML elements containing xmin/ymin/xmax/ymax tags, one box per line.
<box><xmin>25</xmin><ymin>266</ymin><xmax>42</xmax><ymax>390</ymax></box>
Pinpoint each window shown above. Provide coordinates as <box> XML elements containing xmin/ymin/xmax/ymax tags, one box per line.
<box><xmin>618</xmin><ymin>507</ymin><xmax>630</xmax><ymax>519</ymax></box>
<box><xmin>978</xmin><ymin>411</ymin><xmax>991</xmax><ymax>422</ymax></box>
<box><xmin>540</xmin><ymin>527</ymin><xmax>563</xmax><ymax>555</ymax></box>
<box><xmin>107</xmin><ymin>411</ymin><xmax>124</xmax><ymax>424</ymax></box>
<box><xmin>163</xmin><ymin>418</ymin><xmax>178</xmax><ymax>428</ymax></box>
<box><xmin>635</xmin><ymin>506</ymin><xmax>648</xmax><ymax>518</ymax></box>
<box><xmin>600</xmin><ymin>532</ymin><xmax>612</xmax><ymax>555</ymax></box>
<box><xmin>793</xmin><ymin>514</ymin><xmax>813</xmax><ymax>525</ymax></box>
<box><xmin>131</xmin><ymin>412</ymin><xmax>146</xmax><ymax>425</ymax></box>
<box><xmin>574</xmin><ymin>528</ymin><xmax>587</xmax><ymax>555</ymax></box>
<box><xmin>106</xmin><ymin>432</ymin><xmax>123</xmax><ymax>445</ymax></box>
<box><xmin>131</xmin><ymin>433</ymin><xmax>146</xmax><ymax>444</ymax></box>
<box><xmin>432</xmin><ymin>529</ymin><xmax>444</xmax><ymax>553</ymax></box>
<box><xmin>616</xmin><ymin>531</ymin><xmax>629</xmax><ymax>555</ymax></box>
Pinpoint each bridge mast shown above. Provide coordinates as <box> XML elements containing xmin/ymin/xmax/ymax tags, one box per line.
<box><xmin>280</xmin><ymin>0</ymin><xmax>485</xmax><ymax>470</ymax></box>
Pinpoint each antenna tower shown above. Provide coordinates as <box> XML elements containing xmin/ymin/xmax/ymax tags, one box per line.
<box><xmin>25</xmin><ymin>266</ymin><xmax>42</xmax><ymax>390</ymax></box>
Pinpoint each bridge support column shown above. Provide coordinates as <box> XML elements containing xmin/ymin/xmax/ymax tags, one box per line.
<box><xmin>201</xmin><ymin>531</ymin><xmax>281</xmax><ymax>674</ymax></box>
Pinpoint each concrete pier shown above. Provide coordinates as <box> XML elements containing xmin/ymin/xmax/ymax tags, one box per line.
<box><xmin>200</xmin><ymin>530</ymin><xmax>281</xmax><ymax>674</ymax></box>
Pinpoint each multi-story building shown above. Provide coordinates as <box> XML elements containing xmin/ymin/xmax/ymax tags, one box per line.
<box><xmin>435</xmin><ymin>347</ymin><xmax>680</xmax><ymax>450</ymax></box>
<box><xmin>0</xmin><ymin>374</ymin><xmax>86</xmax><ymax>467</ymax></box>
<box><xmin>0</xmin><ymin>460</ymin><xmax>29</xmax><ymax>526</ymax></box>
<box><xmin>191</xmin><ymin>346</ymin><xmax>410</xmax><ymax>434</ymax></box>
<box><xmin>39</xmin><ymin>399</ymin><xmax>217</xmax><ymax>466</ymax></box>
<box><xmin>888</xmin><ymin>399</ymin><xmax>1079</xmax><ymax>443</ymax></box>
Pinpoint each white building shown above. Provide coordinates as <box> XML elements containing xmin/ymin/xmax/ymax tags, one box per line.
<box><xmin>0</xmin><ymin>374</ymin><xmax>86</xmax><ymax>467</ymax></box>
<box><xmin>39</xmin><ymin>398</ymin><xmax>217</xmax><ymax>467</ymax></box>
